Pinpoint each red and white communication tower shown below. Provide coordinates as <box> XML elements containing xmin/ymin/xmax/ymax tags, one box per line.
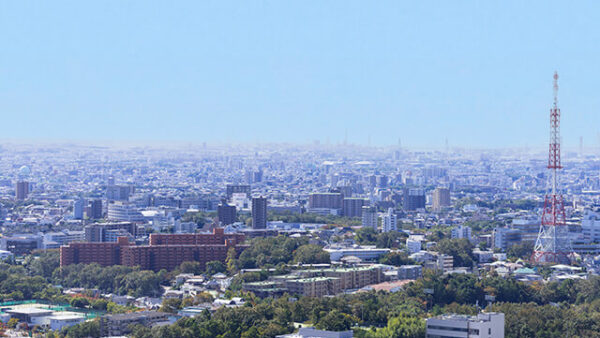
<box><xmin>532</xmin><ymin>72</ymin><xmax>573</xmax><ymax>264</ymax></box>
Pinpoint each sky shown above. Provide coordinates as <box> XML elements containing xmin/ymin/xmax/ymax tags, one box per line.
<box><xmin>1</xmin><ymin>1</ymin><xmax>600</xmax><ymax>149</ymax></box>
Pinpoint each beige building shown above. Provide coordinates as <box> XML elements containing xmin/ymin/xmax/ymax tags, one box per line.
<box><xmin>432</xmin><ymin>187</ymin><xmax>451</xmax><ymax>211</ymax></box>
<box><xmin>285</xmin><ymin>277</ymin><xmax>341</xmax><ymax>297</ymax></box>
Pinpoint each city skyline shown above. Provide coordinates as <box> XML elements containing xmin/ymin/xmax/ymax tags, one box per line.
<box><xmin>2</xmin><ymin>1</ymin><xmax>600</xmax><ymax>147</ymax></box>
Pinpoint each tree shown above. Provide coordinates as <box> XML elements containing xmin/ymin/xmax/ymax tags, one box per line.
<box><xmin>373</xmin><ymin>315</ymin><xmax>425</xmax><ymax>338</ymax></box>
<box><xmin>355</xmin><ymin>227</ymin><xmax>378</xmax><ymax>245</ymax></box>
<box><xmin>160</xmin><ymin>298</ymin><xmax>182</xmax><ymax>313</ymax></box>
<box><xmin>316</xmin><ymin>310</ymin><xmax>354</xmax><ymax>331</ymax></box>
<box><xmin>70</xmin><ymin>297</ymin><xmax>90</xmax><ymax>308</ymax></box>
<box><xmin>507</xmin><ymin>242</ymin><xmax>534</xmax><ymax>260</ymax></box>
<box><xmin>7</xmin><ymin>318</ymin><xmax>18</xmax><ymax>328</ymax></box>
<box><xmin>293</xmin><ymin>244</ymin><xmax>330</xmax><ymax>264</ymax></box>
<box><xmin>179</xmin><ymin>261</ymin><xmax>203</xmax><ymax>275</ymax></box>
<box><xmin>226</xmin><ymin>247</ymin><xmax>238</xmax><ymax>275</ymax></box>
<box><xmin>435</xmin><ymin>238</ymin><xmax>475</xmax><ymax>267</ymax></box>
<box><xmin>375</xmin><ymin>231</ymin><xmax>405</xmax><ymax>248</ymax></box>
<box><xmin>378</xmin><ymin>252</ymin><xmax>415</xmax><ymax>266</ymax></box>
<box><xmin>91</xmin><ymin>299</ymin><xmax>109</xmax><ymax>311</ymax></box>
<box><xmin>205</xmin><ymin>261</ymin><xmax>227</xmax><ymax>276</ymax></box>
<box><xmin>26</xmin><ymin>250</ymin><xmax>60</xmax><ymax>278</ymax></box>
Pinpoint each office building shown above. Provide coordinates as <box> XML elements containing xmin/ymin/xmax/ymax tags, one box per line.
<box><xmin>217</xmin><ymin>202</ymin><xmax>237</xmax><ymax>226</ymax></box>
<box><xmin>43</xmin><ymin>230</ymin><xmax>85</xmax><ymax>249</ymax></box>
<box><xmin>342</xmin><ymin>198</ymin><xmax>367</xmax><ymax>218</ymax></box>
<box><xmin>252</xmin><ymin>197</ymin><xmax>267</xmax><ymax>229</ymax></box>
<box><xmin>492</xmin><ymin>228</ymin><xmax>522</xmax><ymax>251</ymax></box>
<box><xmin>426</xmin><ymin>312</ymin><xmax>505</xmax><ymax>338</ymax></box>
<box><xmin>0</xmin><ymin>234</ymin><xmax>42</xmax><ymax>255</ymax></box>
<box><xmin>15</xmin><ymin>181</ymin><xmax>29</xmax><ymax>200</ymax></box>
<box><xmin>432</xmin><ymin>187</ymin><xmax>451</xmax><ymax>211</ymax></box>
<box><xmin>106</xmin><ymin>185</ymin><xmax>132</xmax><ymax>201</ymax></box>
<box><xmin>60</xmin><ymin>228</ymin><xmax>246</xmax><ymax>271</ymax></box>
<box><xmin>382</xmin><ymin>208</ymin><xmax>397</xmax><ymax>233</ymax></box>
<box><xmin>403</xmin><ymin>188</ymin><xmax>426</xmax><ymax>211</ymax></box>
<box><xmin>89</xmin><ymin>199</ymin><xmax>103</xmax><ymax>219</ymax></box>
<box><xmin>73</xmin><ymin>198</ymin><xmax>85</xmax><ymax>220</ymax></box>
<box><xmin>583</xmin><ymin>209</ymin><xmax>600</xmax><ymax>243</ymax></box>
<box><xmin>362</xmin><ymin>206</ymin><xmax>378</xmax><ymax>229</ymax></box>
<box><xmin>226</xmin><ymin>184</ymin><xmax>251</xmax><ymax>199</ymax></box>
<box><xmin>376</xmin><ymin>175</ymin><xmax>388</xmax><ymax>188</ymax></box>
<box><xmin>451</xmin><ymin>225</ymin><xmax>472</xmax><ymax>241</ymax></box>
<box><xmin>107</xmin><ymin>201</ymin><xmax>144</xmax><ymax>222</ymax></box>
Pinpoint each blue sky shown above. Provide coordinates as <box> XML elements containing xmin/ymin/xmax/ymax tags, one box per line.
<box><xmin>1</xmin><ymin>1</ymin><xmax>599</xmax><ymax>148</ymax></box>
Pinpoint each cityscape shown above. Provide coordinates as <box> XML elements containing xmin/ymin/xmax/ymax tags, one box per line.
<box><xmin>2</xmin><ymin>1</ymin><xmax>600</xmax><ymax>338</ymax></box>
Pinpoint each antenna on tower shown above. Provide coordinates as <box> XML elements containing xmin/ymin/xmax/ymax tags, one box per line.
<box><xmin>532</xmin><ymin>72</ymin><xmax>572</xmax><ymax>264</ymax></box>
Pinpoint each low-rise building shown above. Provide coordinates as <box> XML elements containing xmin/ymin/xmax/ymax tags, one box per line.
<box><xmin>99</xmin><ymin>311</ymin><xmax>170</xmax><ymax>337</ymax></box>
<box><xmin>397</xmin><ymin>265</ymin><xmax>423</xmax><ymax>280</ymax></box>
<box><xmin>324</xmin><ymin>246</ymin><xmax>390</xmax><ymax>262</ymax></box>
<box><xmin>285</xmin><ymin>277</ymin><xmax>341</xmax><ymax>297</ymax></box>
<box><xmin>426</xmin><ymin>312</ymin><xmax>505</xmax><ymax>338</ymax></box>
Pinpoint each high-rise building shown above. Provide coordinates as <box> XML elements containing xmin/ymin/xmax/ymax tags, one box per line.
<box><xmin>432</xmin><ymin>187</ymin><xmax>451</xmax><ymax>211</ymax></box>
<box><xmin>376</xmin><ymin>175</ymin><xmax>388</xmax><ymax>188</ymax></box>
<box><xmin>106</xmin><ymin>185</ymin><xmax>132</xmax><ymax>201</ymax></box>
<box><xmin>73</xmin><ymin>198</ymin><xmax>85</xmax><ymax>220</ymax></box>
<box><xmin>403</xmin><ymin>188</ymin><xmax>425</xmax><ymax>211</ymax></box>
<box><xmin>252</xmin><ymin>197</ymin><xmax>267</xmax><ymax>229</ymax></box>
<box><xmin>89</xmin><ymin>199</ymin><xmax>103</xmax><ymax>220</ymax></box>
<box><xmin>308</xmin><ymin>193</ymin><xmax>343</xmax><ymax>210</ymax></box>
<box><xmin>362</xmin><ymin>206</ymin><xmax>378</xmax><ymax>229</ymax></box>
<box><xmin>217</xmin><ymin>202</ymin><xmax>237</xmax><ymax>226</ymax></box>
<box><xmin>342</xmin><ymin>198</ymin><xmax>367</xmax><ymax>218</ymax></box>
<box><xmin>382</xmin><ymin>208</ymin><xmax>397</xmax><ymax>233</ymax></box>
<box><xmin>15</xmin><ymin>181</ymin><xmax>29</xmax><ymax>200</ymax></box>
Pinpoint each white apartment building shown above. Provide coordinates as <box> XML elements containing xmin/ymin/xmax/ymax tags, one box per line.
<box><xmin>582</xmin><ymin>209</ymin><xmax>600</xmax><ymax>243</ymax></box>
<box><xmin>406</xmin><ymin>235</ymin><xmax>424</xmax><ymax>254</ymax></box>
<box><xmin>426</xmin><ymin>312</ymin><xmax>505</xmax><ymax>338</ymax></box>
<box><xmin>382</xmin><ymin>208</ymin><xmax>397</xmax><ymax>233</ymax></box>
<box><xmin>451</xmin><ymin>225</ymin><xmax>472</xmax><ymax>241</ymax></box>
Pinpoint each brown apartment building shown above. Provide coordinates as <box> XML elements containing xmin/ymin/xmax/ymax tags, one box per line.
<box><xmin>60</xmin><ymin>228</ymin><xmax>246</xmax><ymax>271</ymax></box>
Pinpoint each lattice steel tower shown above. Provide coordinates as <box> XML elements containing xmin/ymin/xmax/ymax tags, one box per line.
<box><xmin>532</xmin><ymin>72</ymin><xmax>573</xmax><ymax>264</ymax></box>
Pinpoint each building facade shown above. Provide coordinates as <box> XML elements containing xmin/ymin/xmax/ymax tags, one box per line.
<box><xmin>426</xmin><ymin>312</ymin><xmax>505</xmax><ymax>338</ymax></box>
<box><xmin>60</xmin><ymin>228</ymin><xmax>247</xmax><ymax>271</ymax></box>
<box><xmin>432</xmin><ymin>187</ymin><xmax>451</xmax><ymax>211</ymax></box>
<box><xmin>252</xmin><ymin>197</ymin><xmax>267</xmax><ymax>229</ymax></box>
<box><xmin>361</xmin><ymin>206</ymin><xmax>378</xmax><ymax>229</ymax></box>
